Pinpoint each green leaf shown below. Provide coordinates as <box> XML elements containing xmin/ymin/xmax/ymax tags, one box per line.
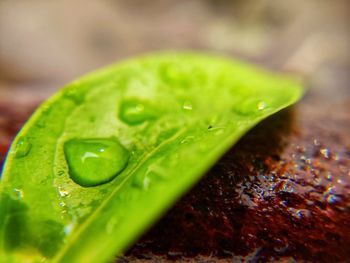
<box><xmin>0</xmin><ymin>52</ymin><xmax>303</xmax><ymax>263</ymax></box>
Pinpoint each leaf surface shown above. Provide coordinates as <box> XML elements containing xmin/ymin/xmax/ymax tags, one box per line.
<box><xmin>0</xmin><ymin>52</ymin><xmax>303</xmax><ymax>263</ymax></box>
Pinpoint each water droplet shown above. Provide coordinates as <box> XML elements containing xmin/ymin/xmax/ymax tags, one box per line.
<box><xmin>58</xmin><ymin>187</ymin><xmax>69</xmax><ymax>197</ymax></box>
<box><xmin>182</xmin><ymin>101</ymin><xmax>193</xmax><ymax>111</ymax></box>
<box><xmin>180</xmin><ymin>135</ymin><xmax>195</xmax><ymax>144</ymax></box>
<box><xmin>14</xmin><ymin>137</ymin><xmax>31</xmax><ymax>158</ymax></box>
<box><xmin>119</xmin><ymin>98</ymin><xmax>159</xmax><ymax>125</ymax></box>
<box><xmin>12</xmin><ymin>188</ymin><xmax>24</xmax><ymax>199</ymax></box>
<box><xmin>320</xmin><ymin>148</ymin><xmax>330</xmax><ymax>158</ymax></box>
<box><xmin>133</xmin><ymin>171</ymin><xmax>151</xmax><ymax>190</ymax></box>
<box><xmin>326</xmin><ymin>172</ymin><xmax>333</xmax><ymax>181</ymax></box>
<box><xmin>64</xmin><ymin>223</ymin><xmax>74</xmax><ymax>236</ymax></box>
<box><xmin>64</xmin><ymin>138</ymin><xmax>129</xmax><ymax>187</ymax></box>
<box><xmin>257</xmin><ymin>101</ymin><xmax>267</xmax><ymax>111</ymax></box>
<box><xmin>233</xmin><ymin>98</ymin><xmax>268</xmax><ymax>116</ymax></box>
<box><xmin>132</xmin><ymin>163</ymin><xmax>168</xmax><ymax>190</ymax></box>
<box><xmin>207</xmin><ymin>126</ymin><xmax>225</xmax><ymax>136</ymax></box>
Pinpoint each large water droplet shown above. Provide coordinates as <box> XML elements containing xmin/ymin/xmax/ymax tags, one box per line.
<box><xmin>119</xmin><ymin>98</ymin><xmax>159</xmax><ymax>125</ymax></box>
<box><xmin>64</xmin><ymin>138</ymin><xmax>129</xmax><ymax>187</ymax></box>
<box><xmin>14</xmin><ymin>137</ymin><xmax>31</xmax><ymax>158</ymax></box>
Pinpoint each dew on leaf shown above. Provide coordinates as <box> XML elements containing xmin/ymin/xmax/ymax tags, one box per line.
<box><xmin>234</xmin><ymin>98</ymin><xmax>268</xmax><ymax>116</ymax></box>
<box><xmin>58</xmin><ymin>187</ymin><xmax>69</xmax><ymax>197</ymax></box>
<box><xmin>64</xmin><ymin>138</ymin><xmax>129</xmax><ymax>187</ymax></box>
<box><xmin>64</xmin><ymin>223</ymin><xmax>74</xmax><ymax>236</ymax></box>
<box><xmin>12</xmin><ymin>188</ymin><xmax>24</xmax><ymax>200</ymax></box>
<box><xmin>182</xmin><ymin>101</ymin><xmax>193</xmax><ymax>111</ymax></box>
<box><xmin>257</xmin><ymin>101</ymin><xmax>267</xmax><ymax>111</ymax></box>
<box><xmin>133</xmin><ymin>172</ymin><xmax>151</xmax><ymax>190</ymax></box>
<box><xmin>119</xmin><ymin>98</ymin><xmax>160</xmax><ymax>125</ymax></box>
<box><xmin>14</xmin><ymin>137</ymin><xmax>31</xmax><ymax>158</ymax></box>
<box><xmin>180</xmin><ymin>136</ymin><xmax>195</xmax><ymax>144</ymax></box>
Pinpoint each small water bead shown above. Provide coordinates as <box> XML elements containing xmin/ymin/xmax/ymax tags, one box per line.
<box><xmin>132</xmin><ymin>163</ymin><xmax>168</xmax><ymax>190</ymax></box>
<box><xmin>58</xmin><ymin>187</ymin><xmax>69</xmax><ymax>197</ymax></box>
<box><xmin>180</xmin><ymin>136</ymin><xmax>195</xmax><ymax>144</ymax></box>
<box><xmin>133</xmin><ymin>172</ymin><xmax>151</xmax><ymax>190</ymax></box>
<box><xmin>320</xmin><ymin>148</ymin><xmax>330</xmax><ymax>159</ymax></box>
<box><xmin>14</xmin><ymin>137</ymin><xmax>32</xmax><ymax>158</ymax></box>
<box><xmin>207</xmin><ymin>126</ymin><xmax>225</xmax><ymax>136</ymax></box>
<box><xmin>257</xmin><ymin>101</ymin><xmax>267</xmax><ymax>111</ymax></box>
<box><xmin>182</xmin><ymin>101</ymin><xmax>193</xmax><ymax>111</ymax></box>
<box><xmin>12</xmin><ymin>188</ymin><xmax>24</xmax><ymax>199</ymax></box>
<box><xmin>57</xmin><ymin>170</ymin><xmax>65</xmax><ymax>177</ymax></box>
<box><xmin>64</xmin><ymin>223</ymin><xmax>74</xmax><ymax>236</ymax></box>
<box><xmin>233</xmin><ymin>99</ymin><xmax>268</xmax><ymax>116</ymax></box>
<box><xmin>119</xmin><ymin>98</ymin><xmax>160</xmax><ymax>125</ymax></box>
<box><xmin>64</xmin><ymin>138</ymin><xmax>129</xmax><ymax>187</ymax></box>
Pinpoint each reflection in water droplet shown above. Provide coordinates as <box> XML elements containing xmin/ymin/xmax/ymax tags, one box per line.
<box><xmin>257</xmin><ymin>101</ymin><xmax>267</xmax><ymax>111</ymax></box>
<box><xmin>14</xmin><ymin>137</ymin><xmax>31</xmax><ymax>158</ymax></box>
<box><xmin>182</xmin><ymin>101</ymin><xmax>193</xmax><ymax>111</ymax></box>
<box><xmin>64</xmin><ymin>138</ymin><xmax>129</xmax><ymax>187</ymax></box>
<box><xmin>119</xmin><ymin>99</ymin><xmax>159</xmax><ymax>125</ymax></box>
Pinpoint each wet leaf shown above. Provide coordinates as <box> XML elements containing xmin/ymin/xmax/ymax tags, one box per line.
<box><xmin>0</xmin><ymin>52</ymin><xmax>303</xmax><ymax>262</ymax></box>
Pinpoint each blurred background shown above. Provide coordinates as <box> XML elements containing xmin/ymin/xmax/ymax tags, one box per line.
<box><xmin>1</xmin><ymin>0</ymin><xmax>350</xmax><ymax>261</ymax></box>
<box><xmin>0</xmin><ymin>0</ymin><xmax>349</xmax><ymax>99</ymax></box>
